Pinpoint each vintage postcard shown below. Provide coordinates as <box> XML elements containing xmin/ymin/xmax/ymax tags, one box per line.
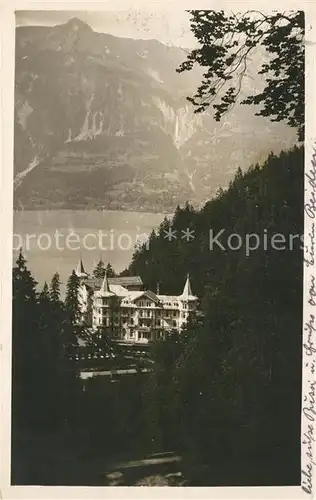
<box><xmin>0</xmin><ymin>0</ymin><xmax>315</xmax><ymax>498</ymax></box>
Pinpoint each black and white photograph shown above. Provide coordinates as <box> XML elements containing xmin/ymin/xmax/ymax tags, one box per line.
<box><xmin>0</xmin><ymin>2</ymin><xmax>313</xmax><ymax>495</ymax></box>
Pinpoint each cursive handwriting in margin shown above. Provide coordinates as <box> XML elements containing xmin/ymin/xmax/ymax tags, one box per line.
<box><xmin>302</xmin><ymin>145</ymin><xmax>316</xmax><ymax>495</ymax></box>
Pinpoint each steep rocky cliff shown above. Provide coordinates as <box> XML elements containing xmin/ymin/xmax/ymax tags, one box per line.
<box><xmin>14</xmin><ymin>17</ymin><xmax>297</xmax><ymax>211</ymax></box>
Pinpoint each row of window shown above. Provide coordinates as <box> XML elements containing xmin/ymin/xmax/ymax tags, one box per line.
<box><xmin>126</xmin><ymin>331</ymin><xmax>165</xmax><ymax>341</ymax></box>
<box><xmin>93</xmin><ymin>318</ymin><xmax>183</xmax><ymax>328</ymax></box>
<box><xmin>93</xmin><ymin>311</ymin><xmax>188</xmax><ymax>322</ymax></box>
<box><xmin>94</xmin><ymin>298</ymin><xmax>191</xmax><ymax>309</ymax></box>
<box><xmin>93</xmin><ymin>309</ymin><xmax>187</xmax><ymax>317</ymax></box>
<box><xmin>93</xmin><ymin>303</ymin><xmax>193</xmax><ymax>313</ymax></box>
<box><xmin>137</xmin><ymin>301</ymin><xmax>155</xmax><ymax>307</ymax></box>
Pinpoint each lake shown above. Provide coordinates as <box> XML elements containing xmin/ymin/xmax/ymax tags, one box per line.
<box><xmin>13</xmin><ymin>210</ymin><xmax>167</xmax><ymax>296</ymax></box>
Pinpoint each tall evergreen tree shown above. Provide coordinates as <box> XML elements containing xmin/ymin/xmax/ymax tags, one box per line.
<box><xmin>39</xmin><ymin>281</ymin><xmax>50</xmax><ymax>301</ymax></box>
<box><xmin>12</xmin><ymin>256</ymin><xmax>84</xmax><ymax>482</ymax></box>
<box><xmin>12</xmin><ymin>250</ymin><xmax>41</xmax><ymax>428</ymax></box>
<box><xmin>132</xmin><ymin>147</ymin><xmax>303</xmax><ymax>484</ymax></box>
<box><xmin>106</xmin><ymin>262</ymin><xmax>116</xmax><ymax>277</ymax></box>
<box><xmin>50</xmin><ymin>272</ymin><xmax>61</xmax><ymax>303</ymax></box>
<box><xmin>13</xmin><ymin>249</ymin><xmax>38</xmax><ymax>304</ymax></box>
<box><xmin>93</xmin><ymin>259</ymin><xmax>106</xmax><ymax>279</ymax></box>
<box><xmin>65</xmin><ymin>270</ymin><xmax>80</xmax><ymax>323</ymax></box>
<box><xmin>59</xmin><ymin>271</ymin><xmax>82</xmax><ymax>426</ymax></box>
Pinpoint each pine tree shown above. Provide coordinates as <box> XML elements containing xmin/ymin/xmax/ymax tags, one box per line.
<box><xmin>38</xmin><ymin>281</ymin><xmax>52</xmax><ymax>343</ymax></box>
<box><xmin>93</xmin><ymin>259</ymin><xmax>106</xmax><ymax>279</ymax></box>
<box><xmin>12</xmin><ymin>253</ymin><xmax>82</xmax><ymax>453</ymax></box>
<box><xmin>37</xmin><ymin>278</ymin><xmax>63</xmax><ymax>425</ymax></box>
<box><xmin>49</xmin><ymin>272</ymin><xmax>64</xmax><ymax>332</ymax></box>
<box><xmin>13</xmin><ymin>249</ymin><xmax>38</xmax><ymax>304</ymax></box>
<box><xmin>59</xmin><ymin>271</ymin><xmax>82</xmax><ymax>426</ymax></box>
<box><xmin>106</xmin><ymin>262</ymin><xmax>116</xmax><ymax>277</ymax></box>
<box><xmin>93</xmin><ymin>325</ymin><xmax>113</xmax><ymax>355</ymax></box>
<box><xmin>50</xmin><ymin>272</ymin><xmax>61</xmax><ymax>302</ymax></box>
<box><xmin>12</xmin><ymin>249</ymin><xmax>40</xmax><ymax>428</ymax></box>
<box><xmin>63</xmin><ymin>271</ymin><xmax>80</xmax><ymax>369</ymax></box>
<box><xmin>65</xmin><ymin>270</ymin><xmax>80</xmax><ymax>323</ymax></box>
<box><xmin>39</xmin><ymin>281</ymin><xmax>50</xmax><ymax>301</ymax></box>
<box><xmin>133</xmin><ymin>147</ymin><xmax>303</xmax><ymax>483</ymax></box>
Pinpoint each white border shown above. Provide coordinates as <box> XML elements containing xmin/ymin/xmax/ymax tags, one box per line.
<box><xmin>0</xmin><ymin>1</ymin><xmax>315</xmax><ymax>499</ymax></box>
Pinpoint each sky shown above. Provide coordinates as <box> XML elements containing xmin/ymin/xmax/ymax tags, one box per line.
<box><xmin>15</xmin><ymin>10</ymin><xmax>197</xmax><ymax>48</ymax></box>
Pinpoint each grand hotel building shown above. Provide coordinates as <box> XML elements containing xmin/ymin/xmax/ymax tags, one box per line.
<box><xmin>75</xmin><ymin>260</ymin><xmax>198</xmax><ymax>344</ymax></box>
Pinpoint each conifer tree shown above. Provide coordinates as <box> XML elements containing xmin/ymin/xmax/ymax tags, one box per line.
<box><xmin>50</xmin><ymin>272</ymin><xmax>61</xmax><ymax>303</ymax></box>
<box><xmin>49</xmin><ymin>272</ymin><xmax>64</xmax><ymax>331</ymax></box>
<box><xmin>39</xmin><ymin>281</ymin><xmax>50</xmax><ymax>301</ymax></box>
<box><xmin>65</xmin><ymin>270</ymin><xmax>80</xmax><ymax>323</ymax></box>
<box><xmin>12</xmin><ymin>249</ymin><xmax>40</xmax><ymax>428</ymax></box>
<box><xmin>93</xmin><ymin>259</ymin><xmax>106</xmax><ymax>279</ymax></box>
<box><xmin>13</xmin><ymin>249</ymin><xmax>38</xmax><ymax>304</ymax></box>
<box><xmin>106</xmin><ymin>262</ymin><xmax>116</xmax><ymax>277</ymax></box>
<box><xmin>61</xmin><ymin>271</ymin><xmax>81</xmax><ymax>424</ymax></box>
<box><xmin>133</xmin><ymin>146</ymin><xmax>303</xmax><ymax>483</ymax></box>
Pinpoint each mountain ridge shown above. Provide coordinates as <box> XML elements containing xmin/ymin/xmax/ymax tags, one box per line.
<box><xmin>14</xmin><ymin>17</ymin><xmax>297</xmax><ymax>212</ymax></box>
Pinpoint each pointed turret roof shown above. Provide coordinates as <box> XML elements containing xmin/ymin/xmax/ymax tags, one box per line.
<box><xmin>183</xmin><ymin>273</ymin><xmax>192</xmax><ymax>296</ymax></box>
<box><xmin>180</xmin><ymin>273</ymin><xmax>196</xmax><ymax>300</ymax></box>
<box><xmin>75</xmin><ymin>258</ymin><xmax>88</xmax><ymax>277</ymax></box>
<box><xmin>100</xmin><ymin>272</ymin><xmax>109</xmax><ymax>293</ymax></box>
<box><xmin>99</xmin><ymin>272</ymin><xmax>114</xmax><ymax>296</ymax></box>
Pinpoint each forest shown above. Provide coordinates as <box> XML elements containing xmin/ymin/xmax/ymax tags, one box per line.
<box><xmin>11</xmin><ymin>9</ymin><xmax>304</xmax><ymax>486</ymax></box>
<box><xmin>12</xmin><ymin>145</ymin><xmax>303</xmax><ymax>485</ymax></box>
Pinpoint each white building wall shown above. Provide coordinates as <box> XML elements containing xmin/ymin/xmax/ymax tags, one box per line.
<box><xmin>79</xmin><ymin>282</ymin><xmax>198</xmax><ymax>344</ymax></box>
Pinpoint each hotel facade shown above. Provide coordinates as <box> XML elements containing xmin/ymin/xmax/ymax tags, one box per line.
<box><xmin>75</xmin><ymin>260</ymin><xmax>198</xmax><ymax>344</ymax></box>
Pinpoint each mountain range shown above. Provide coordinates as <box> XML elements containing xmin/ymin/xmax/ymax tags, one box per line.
<box><xmin>14</xmin><ymin>17</ymin><xmax>297</xmax><ymax>212</ymax></box>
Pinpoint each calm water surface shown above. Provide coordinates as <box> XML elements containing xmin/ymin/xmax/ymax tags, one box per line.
<box><xmin>13</xmin><ymin>210</ymin><xmax>167</xmax><ymax>295</ymax></box>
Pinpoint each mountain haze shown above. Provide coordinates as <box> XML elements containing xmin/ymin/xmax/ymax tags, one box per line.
<box><xmin>14</xmin><ymin>17</ymin><xmax>297</xmax><ymax>211</ymax></box>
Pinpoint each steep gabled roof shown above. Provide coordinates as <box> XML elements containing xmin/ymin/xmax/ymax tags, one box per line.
<box><xmin>122</xmin><ymin>290</ymin><xmax>161</xmax><ymax>304</ymax></box>
<box><xmin>109</xmin><ymin>276</ymin><xmax>143</xmax><ymax>286</ymax></box>
<box><xmin>109</xmin><ymin>284</ymin><xmax>130</xmax><ymax>297</ymax></box>
<box><xmin>141</xmin><ymin>290</ymin><xmax>161</xmax><ymax>303</ymax></box>
<box><xmin>83</xmin><ymin>276</ymin><xmax>143</xmax><ymax>291</ymax></box>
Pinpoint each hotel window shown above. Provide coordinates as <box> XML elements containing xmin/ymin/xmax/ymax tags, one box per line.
<box><xmin>172</xmin><ymin>320</ymin><xmax>177</xmax><ymax>327</ymax></box>
<box><xmin>173</xmin><ymin>310</ymin><xmax>177</xmax><ymax>317</ymax></box>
